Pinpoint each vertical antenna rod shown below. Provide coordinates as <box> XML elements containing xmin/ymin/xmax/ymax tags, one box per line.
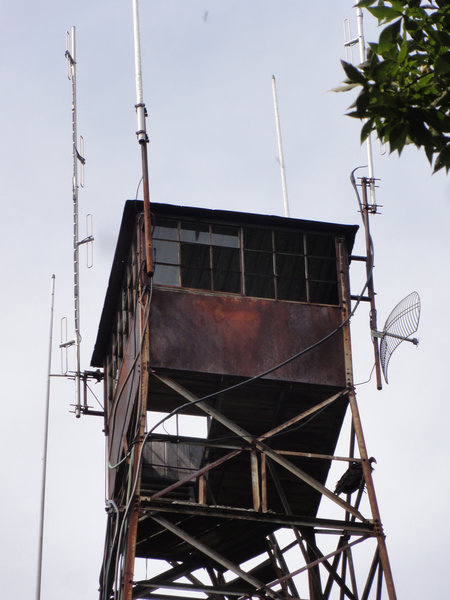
<box><xmin>356</xmin><ymin>7</ymin><xmax>376</xmax><ymax>207</ymax></box>
<box><xmin>272</xmin><ymin>75</ymin><xmax>290</xmax><ymax>218</ymax></box>
<box><xmin>132</xmin><ymin>0</ymin><xmax>154</xmax><ymax>275</ymax></box>
<box><xmin>36</xmin><ymin>275</ymin><xmax>56</xmax><ymax>600</ymax></box>
<box><xmin>66</xmin><ymin>26</ymin><xmax>84</xmax><ymax>417</ymax></box>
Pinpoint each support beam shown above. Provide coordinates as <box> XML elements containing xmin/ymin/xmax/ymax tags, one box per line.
<box><xmin>152</xmin><ymin>373</ymin><xmax>367</xmax><ymax>522</ymax></box>
<box><xmin>148</xmin><ymin>514</ymin><xmax>282</xmax><ymax>600</ymax></box>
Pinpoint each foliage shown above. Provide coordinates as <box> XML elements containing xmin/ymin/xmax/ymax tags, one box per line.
<box><xmin>337</xmin><ymin>0</ymin><xmax>450</xmax><ymax>173</ymax></box>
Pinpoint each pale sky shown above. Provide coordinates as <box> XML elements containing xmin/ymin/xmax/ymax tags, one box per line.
<box><xmin>1</xmin><ymin>1</ymin><xmax>449</xmax><ymax>598</ymax></box>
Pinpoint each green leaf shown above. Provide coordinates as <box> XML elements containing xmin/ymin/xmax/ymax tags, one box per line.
<box><xmin>433</xmin><ymin>145</ymin><xmax>450</xmax><ymax>173</ymax></box>
<box><xmin>360</xmin><ymin>118</ymin><xmax>375</xmax><ymax>142</ymax></box>
<box><xmin>388</xmin><ymin>122</ymin><xmax>408</xmax><ymax>153</ymax></box>
<box><xmin>398</xmin><ymin>39</ymin><xmax>408</xmax><ymax>62</ymax></box>
<box><xmin>435</xmin><ymin>52</ymin><xmax>450</xmax><ymax>75</ymax></box>
<box><xmin>367</xmin><ymin>7</ymin><xmax>403</xmax><ymax>23</ymax></box>
<box><xmin>356</xmin><ymin>0</ymin><xmax>378</xmax><ymax>7</ymax></box>
<box><xmin>341</xmin><ymin>60</ymin><xmax>367</xmax><ymax>85</ymax></box>
<box><xmin>378</xmin><ymin>19</ymin><xmax>402</xmax><ymax>55</ymax></box>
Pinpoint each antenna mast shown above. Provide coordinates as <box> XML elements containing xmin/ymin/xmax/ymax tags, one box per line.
<box><xmin>36</xmin><ymin>275</ymin><xmax>56</xmax><ymax>600</ymax></box>
<box><xmin>272</xmin><ymin>75</ymin><xmax>290</xmax><ymax>218</ymax></box>
<box><xmin>345</xmin><ymin>8</ymin><xmax>376</xmax><ymax>207</ymax></box>
<box><xmin>356</xmin><ymin>7</ymin><xmax>376</xmax><ymax>208</ymax></box>
<box><xmin>132</xmin><ymin>0</ymin><xmax>154</xmax><ymax>275</ymax></box>
<box><xmin>66</xmin><ymin>27</ymin><xmax>86</xmax><ymax>417</ymax></box>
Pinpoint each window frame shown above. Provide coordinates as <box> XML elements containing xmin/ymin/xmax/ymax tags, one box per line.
<box><xmin>152</xmin><ymin>217</ymin><xmax>340</xmax><ymax>306</ymax></box>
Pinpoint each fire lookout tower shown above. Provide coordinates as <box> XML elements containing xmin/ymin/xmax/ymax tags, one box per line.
<box><xmin>91</xmin><ymin>200</ymin><xmax>396</xmax><ymax>600</ymax></box>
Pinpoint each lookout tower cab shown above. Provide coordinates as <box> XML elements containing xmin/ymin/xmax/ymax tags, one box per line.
<box><xmin>92</xmin><ymin>201</ymin><xmax>392</xmax><ymax>600</ymax></box>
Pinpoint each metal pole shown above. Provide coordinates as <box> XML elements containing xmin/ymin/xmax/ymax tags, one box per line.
<box><xmin>66</xmin><ymin>26</ymin><xmax>82</xmax><ymax>417</ymax></box>
<box><xmin>337</xmin><ymin>239</ymin><xmax>397</xmax><ymax>600</ymax></box>
<box><xmin>36</xmin><ymin>275</ymin><xmax>56</xmax><ymax>600</ymax></box>
<box><xmin>361</xmin><ymin>178</ymin><xmax>383</xmax><ymax>390</ymax></box>
<box><xmin>132</xmin><ymin>0</ymin><xmax>154</xmax><ymax>275</ymax></box>
<box><xmin>356</xmin><ymin>7</ymin><xmax>376</xmax><ymax>207</ymax></box>
<box><xmin>272</xmin><ymin>75</ymin><xmax>290</xmax><ymax>218</ymax></box>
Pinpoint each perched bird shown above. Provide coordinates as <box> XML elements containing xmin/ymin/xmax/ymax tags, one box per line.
<box><xmin>334</xmin><ymin>457</ymin><xmax>376</xmax><ymax>495</ymax></box>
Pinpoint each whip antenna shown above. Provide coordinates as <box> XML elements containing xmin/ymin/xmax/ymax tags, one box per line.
<box><xmin>36</xmin><ymin>275</ymin><xmax>55</xmax><ymax>600</ymax></box>
<box><xmin>373</xmin><ymin>292</ymin><xmax>421</xmax><ymax>383</ymax></box>
<box><xmin>132</xmin><ymin>0</ymin><xmax>154</xmax><ymax>274</ymax></box>
<box><xmin>272</xmin><ymin>75</ymin><xmax>290</xmax><ymax>217</ymax></box>
<box><xmin>344</xmin><ymin>7</ymin><xmax>376</xmax><ymax>207</ymax></box>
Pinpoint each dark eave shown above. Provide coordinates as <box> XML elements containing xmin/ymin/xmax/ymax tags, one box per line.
<box><xmin>91</xmin><ymin>200</ymin><xmax>358</xmax><ymax>367</ymax></box>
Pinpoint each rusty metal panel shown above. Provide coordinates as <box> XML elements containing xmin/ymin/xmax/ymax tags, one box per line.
<box><xmin>107</xmin><ymin>311</ymin><xmax>140</xmax><ymax>496</ymax></box>
<box><xmin>149</xmin><ymin>288</ymin><xmax>346</xmax><ymax>387</ymax></box>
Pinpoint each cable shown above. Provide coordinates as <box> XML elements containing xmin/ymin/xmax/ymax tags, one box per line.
<box><xmin>109</xmin><ymin>198</ymin><xmax>372</xmax><ymax>592</ymax></box>
<box><xmin>147</xmin><ymin>277</ymin><xmax>367</xmax><ymax>438</ymax></box>
<box><xmin>107</xmin><ymin>280</ymin><xmax>153</xmax><ymax>470</ymax></box>
<box><xmin>355</xmin><ymin>363</ymin><xmax>376</xmax><ymax>387</ymax></box>
<box><xmin>135</xmin><ymin>176</ymin><xmax>143</xmax><ymax>200</ymax></box>
<box><xmin>86</xmin><ymin>382</ymin><xmax>104</xmax><ymax>410</ymax></box>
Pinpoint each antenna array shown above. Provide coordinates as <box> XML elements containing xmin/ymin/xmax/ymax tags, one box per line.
<box><xmin>65</xmin><ymin>27</ymin><xmax>95</xmax><ymax>417</ymax></box>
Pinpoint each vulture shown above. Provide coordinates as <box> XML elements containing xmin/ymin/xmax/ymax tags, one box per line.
<box><xmin>334</xmin><ymin>457</ymin><xmax>376</xmax><ymax>495</ymax></box>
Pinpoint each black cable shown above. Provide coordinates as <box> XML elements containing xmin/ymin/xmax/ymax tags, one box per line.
<box><xmin>147</xmin><ymin>271</ymin><xmax>369</xmax><ymax>441</ymax></box>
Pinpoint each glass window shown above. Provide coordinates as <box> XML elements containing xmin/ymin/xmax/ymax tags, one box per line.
<box><xmin>276</xmin><ymin>254</ymin><xmax>307</xmax><ymax>302</ymax></box>
<box><xmin>308</xmin><ymin>257</ymin><xmax>337</xmax><ymax>283</ymax></box>
<box><xmin>305</xmin><ymin>234</ymin><xmax>336</xmax><ymax>258</ymax></box>
<box><xmin>180</xmin><ymin>222</ymin><xmax>210</xmax><ymax>244</ymax></box>
<box><xmin>180</xmin><ymin>243</ymin><xmax>211</xmax><ymax>290</ymax></box>
<box><xmin>151</xmin><ymin>217</ymin><xmax>339</xmax><ymax>305</ymax></box>
<box><xmin>153</xmin><ymin>239</ymin><xmax>178</xmax><ymax>265</ymax></box>
<box><xmin>213</xmin><ymin>246</ymin><xmax>240</xmax><ymax>293</ymax></box>
<box><xmin>244</xmin><ymin>228</ymin><xmax>272</xmax><ymax>251</ymax></box>
<box><xmin>153</xmin><ymin>219</ymin><xmax>178</xmax><ymax>241</ymax></box>
<box><xmin>155</xmin><ymin>264</ymin><xmax>180</xmax><ymax>286</ymax></box>
<box><xmin>212</xmin><ymin>225</ymin><xmax>239</xmax><ymax>248</ymax></box>
<box><xmin>309</xmin><ymin>281</ymin><xmax>339</xmax><ymax>305</ymax></box>
<box><xmin>274</xmin><ymin>230</ymin><xmax>304</xmax><ymax>254</ymax></box>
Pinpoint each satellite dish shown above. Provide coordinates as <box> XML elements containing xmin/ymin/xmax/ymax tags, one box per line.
<box><xmin>372</xmin><ymin>292</ymin><xmax>421</xmax><ymax>383</ymax></box>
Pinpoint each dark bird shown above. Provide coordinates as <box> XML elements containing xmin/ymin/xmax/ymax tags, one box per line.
<box><xmin>334</xmin><ymin>457</ymin><xmax>376</xmax><ymax>495</ymax></box>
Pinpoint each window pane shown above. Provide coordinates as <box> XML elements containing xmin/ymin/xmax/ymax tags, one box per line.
<box><xmin>181</xmin><ymin>266</ymin><xmax>211</xmax><ymax>290</ymax></box>
<box><xmin>154</xmin><ymin>219</ymin><xmax>178</xmax><ymax>240</ymax></box>
<box><xmin>244</xmin><ymin>228</ymin><xmax>272</xmax><ymax>251</ymax></box>
<box><xmin>154</xmin><ymin>264</ymin><xmax>180</xmax><ymax>286</ymax></box>
<box><xmin>153</xmin><ymin>239</ymin><xmax>178</xmax><ymax>265</ymax></box>
<box><xmin>276</xmin><ymin>254</ymin><xmax>307</xmax><ymax>302</ymax></box>
<box><xmin>309</xmin><ymin>281</ymin><xmax>339</xmax><ymax>305</ymax></box>
<box><xmin>214</xmin><ymin>270</ymin><xmax>241</xmax><ymax>293</ymax></box>
<box><xmin>274</xmin><ymin>230</ymin><xmax>304</xmax><ymax>254</ymax></box>
<box><xmin>213</xmin><ymin>247</ymin><xmax>240</xmax><ymax>293</ymax></box>
<box><xmin>276</xmin><ymin>254</ymin><xmax>305</xmax><ymax>279</ymax></box>
<box><xmin>305</xmin><ymin>234</ymin><xmax>336</xmax><ymax>258</ymax></box>
<box><xmin>181</xmin><ymin>243</ymin><xmax>211</xmax><ymax>290</ymax></box>
<box><xmin>245</xmin><ymin>274</ymin><xmax>275</xmax><ymax>299</ymax></box>
<box><xmin>212</xmin><ymin>225</ymin><xmax>239</xmax><ymax>248</ymax></box>
<box><xmin>308</xmin><ymin>257</ymin><xmax>337</xmax><ymax>282</ymax></box>
<box><xmin>278</xmin><ymin>277</ymin><xmax>307</xmax><ymax>302</ymax></box>
<box><xmin>180</xmin><ymin>222</ymin><xmax>210</xmax><ymax>244</ymax></box>
<box><xmin>244</xmin><ymin>251</ymin><xmax>273</xmax><ymax>276</ymax></box>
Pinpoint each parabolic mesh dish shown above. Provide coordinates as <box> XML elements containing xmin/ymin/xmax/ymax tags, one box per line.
<box><xmin>379</xmin><ymin>291</ymin><xmax>421</xmax><ymax>383</ymax></box>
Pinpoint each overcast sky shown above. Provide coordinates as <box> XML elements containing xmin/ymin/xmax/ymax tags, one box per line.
<box><xmin>1</xmin><ymin>1</ymin><xmax>449</xmax><ymax>598</ymax></box>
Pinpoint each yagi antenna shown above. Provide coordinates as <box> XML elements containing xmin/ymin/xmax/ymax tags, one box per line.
<box><xmin>65</xmin><ymin>26</ymin><xmax>95</xmax><ymax>417</ymax></box>
<box><xmin>373</xmin><ymin>292</ymin><xmax>421</xmax><ymax>383</ymax></box>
